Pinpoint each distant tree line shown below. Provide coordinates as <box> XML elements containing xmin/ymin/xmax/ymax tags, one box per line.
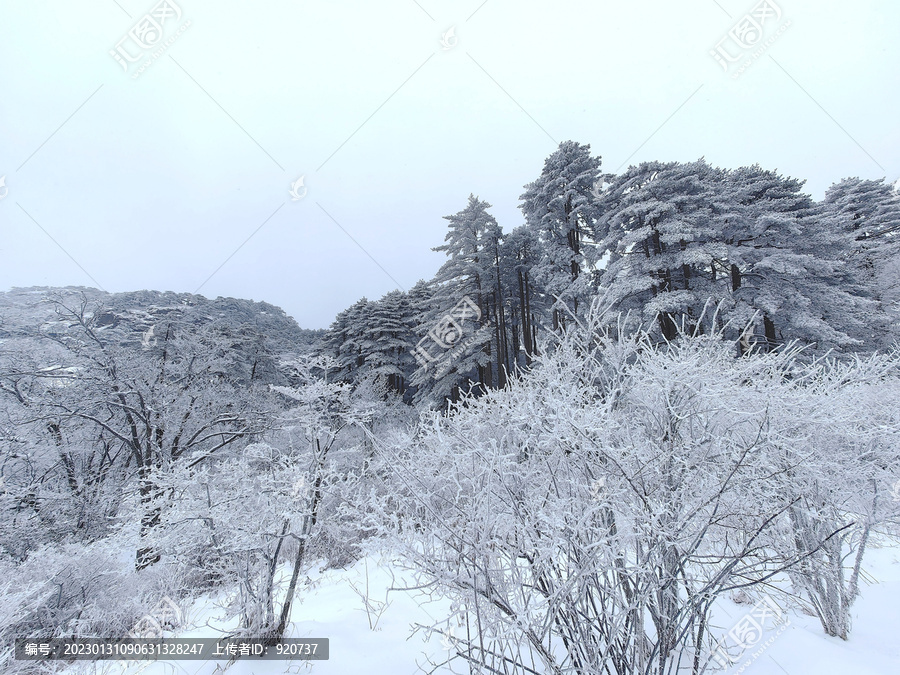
<box><xmin>319</xmin><ymin>141</ymin><xmax>900</xmax><ymax>406</ymax></box>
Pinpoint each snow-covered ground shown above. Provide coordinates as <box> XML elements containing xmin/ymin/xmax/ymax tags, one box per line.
<box><xmin>737</xmin><ymin>540</ymin><xmax>900</xmax><ymax>675</ymax></box>
<box><xmin>67</xmin><ymin>541</ymin><xmax>900</xmax><ymax>675</ymax></box>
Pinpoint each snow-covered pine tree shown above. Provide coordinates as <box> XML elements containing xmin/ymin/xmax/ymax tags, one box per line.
<box><xmin>824</xmin><ymin>176</ymin><xmax>900</xmax><ymax>241</ymax></box>
<box><xmin>717</xmin><ymin>165</ymin><xmax>875</xmax><ymax>352</ymax></box>
<box><xmin>320</xmin><ymin>297</ymin><xmax>372</xmax><ymax>382</ymax></box>
<box><xmin>596</xmin><ymin>159</ymin><xmax>728</xmax><ymax>340</ymax></box>
<box><xmin>520</xmin><ymin>141</ymin><xmax>602</xmax><ymax>331</ymax></box>
<box><xmin>822</xmin><ymin>177</ymin><xmax>900</xmax><ymax>349</ymax></box>
<box><xmin>413</xmin><ymin>195</ymin><xmax>503</xmax><ymax>404</ymax></box>
<box><xmin>499</xmin><ymin>225</ymin><xmax>544</xmax><ymax>367</ymax></box>
<box><xmin>361</xmin><ymin>290</ymin><xmax>417</xmax><ymax>395</ymax></box>
<box><xmin>405</xmin><ymin>279</ymin><xmax>434</xmax><ymax>332</ymax></box>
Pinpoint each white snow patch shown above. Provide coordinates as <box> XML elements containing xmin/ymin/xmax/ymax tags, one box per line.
<box><xmin>61</xmin><ymin>543</ymin><xmax>900</xmax><ymax>675</ymax></box>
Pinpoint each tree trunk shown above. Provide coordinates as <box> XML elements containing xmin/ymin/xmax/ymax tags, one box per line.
<box><xmin>273</xmin><ymin>440</ymin><xmax>328</xmax><ymax>639</ymax></box>
<box><xmin>264</xmin><ymin>519</ymin><xmax>290</xmax><ymax>627</ymax></box>
<box><xmin>764</xmin><ymin>315</ymin><xmax>777</xmax><ymax>351</ymax></box>
<box><xmin>136</xmin><ymin>472</ymin><xmax>162</xmax><ymax>570</ymax></box>
<box><xmin>518</xmin><ymin>269</ymin><xmax>532</xmax><ymax>363</ymax></box>
<box><xmin>730</xmin><ymin>263</ymin><xmax>742</xmax><ymax>291</ymax></box>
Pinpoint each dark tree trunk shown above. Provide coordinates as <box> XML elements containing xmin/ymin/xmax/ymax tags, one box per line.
<box><xmin>136</xmin><ymin>472</ymin><xmax>162</xmax><ymax>570</ymax></box>
<box><xmin>492</xmin><ymin>248</ymin><xmax>509</xmax><ymax>386</ymax></box>
<box><xmin>764</xmin><ymin>314</ymin><xmax>777</xmax><ymax>351</ymax></box>
<box><xmin>657</xmin><ymin>313</ymin><xmax>679</xmax><ymax>341</ymax></box>
<box><xmin>731</xmin><ymin>263</ymin><xmax>742</xmax><ymax>291</ymax></box>
<box><xmin>680</xmin><ymin>239</ymin><xmax>690</xmax><ymax>290</ymax></box>
<box><xmin>493</xmin><ymin>299</ymin><xmax>507</xmax><ymax>389</ymax></box>
<box><xmin>273</xmin><ymin>439</ymin><xmax>328</xmax><ymax>639</ymax></box>
<box><xmin>518</xmin><ymin>269</ymin><xmax>532</xmax><ymax>361</ymax></box>
<box><xmin>565</xmin><ymin>197</ymin><xmax>580</xmax><ymax>281</ymax></box>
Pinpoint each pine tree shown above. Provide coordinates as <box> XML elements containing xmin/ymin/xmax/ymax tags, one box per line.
<box><xmin>520</xmin><ymin>141</ymin><xmax>602</xmax><ymax>330</ymax></box>
<box><xmin>320</xmin><ymin>297</ymin><xmax>372</xmax><ymax>382</ymax></box>
<box><xmin>362</xmin><ymin>290</ymin><xmax>417</xmax><ymax>394</ymax></box>
<box><xmin>412</xmin><ymin>196</ymin><xmax>502</xmax><ymax>404</ymax></box>
<box><xmin>718</xmin><ymin>165</ymin><xmax>874</xmax><ymax>352</ymax></box>
<box><xmin>596</xmin><ymin>159</ymin><xmax>727</xmax><ymax>340</ymax></box>
<box><xmin>821</xmin><ymin>177</ymin><xmax>900</xmax><ymax>348</ymax></box>
<box><xmin>596</xmin><ymin>161</ymin><xmax>878</xmax><ymax>353</ymax></box>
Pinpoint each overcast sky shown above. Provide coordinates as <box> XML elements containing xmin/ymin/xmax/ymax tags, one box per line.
<box><xmin>1</xmin><ymin>0</ymin><xmax>897</xmax><ymax>328</ymax></box>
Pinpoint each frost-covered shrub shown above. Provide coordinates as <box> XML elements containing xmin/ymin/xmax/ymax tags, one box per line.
<box><xmin>145</xmin><ymin>443</ymin><xmax>309</xmax><ymax>632</ymax></box>
<box><xmin>761</xmin><ymin>351</ymin><xmax>900</xmax><ymax>639</ymax></box>
<box><xmin>371</xmin><ymin>301</ymin><xmax>900</xmax><ymax>674</ymax></box>
<box><xmin>0</xmin><ymin>534</ymin><xmax>178</xmax><ymax>674</ymax></box>
<box><xmin>142</xmin><ymin>356</ymin><xmax>398</xmax><ymax>636</ymax></box>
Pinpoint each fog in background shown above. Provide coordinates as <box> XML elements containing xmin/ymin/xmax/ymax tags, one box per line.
<box><xmin>1</xmin><ymin>0</ymin><xmax>897</xmax><ymax>328</ymax></box>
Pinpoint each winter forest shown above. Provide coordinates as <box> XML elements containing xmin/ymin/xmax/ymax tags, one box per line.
<box><xmin>2</xmin><ymin>141</ymin><xmax>900</xmax><ymax>675</ymax></box>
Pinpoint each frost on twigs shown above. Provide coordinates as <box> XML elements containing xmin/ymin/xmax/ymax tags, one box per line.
<box><xmin>371</xmin><ymin>300</ymin><xmax>900</xmax><ymax>673</ymax></box>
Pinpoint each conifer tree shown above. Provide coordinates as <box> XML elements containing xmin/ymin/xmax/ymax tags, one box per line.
<box><xmin>321</xmin><ymin>297</ymin><xmax>372</xmax><ymax>382</ymax></box>
<box><xmin>718</xmin><ymin>165</ymin><xmax>874</xmax><ymax>351</ymax></box>
<box><xmin>822</xmin><ymin>177</ymin><xmax>900</xmax><ymax>348</ymax></box>
<box><xmin>412</xmin><ymin>196</ymin><xmax>502</xmax><ymax>404</ymax></box>
<box><xmin>520</xmin><ymin>141</ymin><xmax>602</xmax><ymax>330</ymax></box>
<box><xmin>596</xmin><ymin>159</ymin><xmax>727</xmax><ymax>340</ymax></box>
<box><xmin>362</xmin><ymin>290</ymin><xmax>416</xmax><ymax>394</ymax></box>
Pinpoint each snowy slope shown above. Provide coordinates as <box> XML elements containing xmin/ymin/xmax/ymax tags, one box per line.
<box><xmin>63</xmin><ymin>543</ymin><xmax>900</xmax><ymax>675</ymax></box>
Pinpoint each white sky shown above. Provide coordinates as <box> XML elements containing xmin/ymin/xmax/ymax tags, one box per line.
<box><xmin>1</xmin><ymin>0</ymin><xmax>897</xmax><ymax>328</ymax></box>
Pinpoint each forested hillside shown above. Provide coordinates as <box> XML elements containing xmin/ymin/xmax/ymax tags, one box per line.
<box><xmin>0</xmin><ymin>286</ymin><xmax>323</xmax><ymax>358</ymax></box>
